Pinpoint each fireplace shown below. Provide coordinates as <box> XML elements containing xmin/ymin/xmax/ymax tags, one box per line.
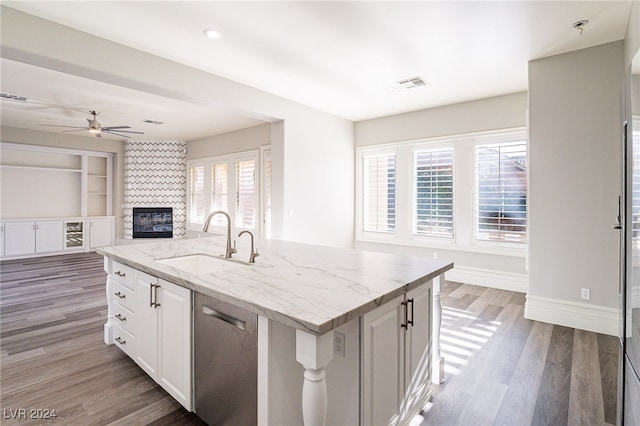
<box><xmin>133</xmin><ymin>207</ymin><xmax>173</xmax><ymax>239</ymax></box>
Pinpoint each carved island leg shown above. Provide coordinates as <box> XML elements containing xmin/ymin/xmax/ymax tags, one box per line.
<box><xmin>295</xmin><ymin>329</ymin><xmax>334</xmax><ymax>426</ymax></box>
<box><xmin>432</xmin><ymin>256</ymin><xmax>445</xmax><ymax>384</ymax></box>
<box><xmin>104</xmin><ymin>275</ymin><xmax>115</xmax><ymax>344</ymax></box>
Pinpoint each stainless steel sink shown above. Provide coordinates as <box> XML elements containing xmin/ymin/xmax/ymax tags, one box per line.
<box><xmin>157</xmin><ymin>254</ymin><xmax>234</xmax><ymax>275</ymax></box>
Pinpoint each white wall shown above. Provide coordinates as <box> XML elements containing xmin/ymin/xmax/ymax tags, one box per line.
<box><xmin>1</xmin><ymin>7</ymin><xmax>354</xmax><ymax>248</ymax></box>
<box><xmin>187</xmin><ymin>123</ymin><xmax>270</xmax><ymax>159</ymax></box>
<box><xmin>354</xmin><ymin>93</ymin><xmax>529</xmax><ymax>292</ymax></box>
<box><xmin>527</xmin><ymin>41</ymin><xmax>624</xmax><ymax>335</ymax></box>
<box><xmin>355</xmin><ymin>92</ymin><xmax>527</xmax><ymax>147</ymax></box>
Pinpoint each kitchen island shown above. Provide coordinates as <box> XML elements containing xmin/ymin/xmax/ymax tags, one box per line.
<box><xmin>98</xmin><ymin>236</ymin><xmax>453</xmax><ymax>425</ymax></box>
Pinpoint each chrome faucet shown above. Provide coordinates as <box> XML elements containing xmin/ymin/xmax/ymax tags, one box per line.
<box><xmin>203</xmin><ymin>210</ymin><xmax>236</xmax><ymax>258</ymax></box>
<box><xmin>238</xmin><ymin>231</ymin><xmax>259</xmax><ymax>263</ymax></box>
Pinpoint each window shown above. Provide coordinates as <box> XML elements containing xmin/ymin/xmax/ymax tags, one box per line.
<box><xmin>414</xmin><ymin>148</ymin><xmax>454</xmax><ymax>238</ymax></box>
<box><xmin>209</xmin><ymin>163</ymin><xmax>228</xmax><ymax>226</ymax></box>
<box><xmin>235</xmin><ymin>159</ymin><xmax>256</xmax><ymax>228</ymax></box>
<box><xmin>187</xmin><ymin>150</ymin><xmax>262</xmax><ymax>233</ymax></box>
<box><xmin>475</xmin><ymin>141</ymin><xmax>527</xmax><ymax>243</ymax></box>
<box><xmin>632</xmin><ymin>117</ymin><xmax>640</xmax><ymax>248</ymax></box>
<box><xmin>189</xmin><ymin>164</ymin><xmax>205</xmax><ymax>224</ymax></box>
<box><xmin>362</xmin><ymin>152</ymin><xmax>396</xmax><ymax>234</ymax></box>
<box><xmin>357</xmin><ymin>128</ymin><xmax>526</xmax><ymax>253</ymax></box>
<box><xmin>262</xmin><ymin>149</ymin><xmax>272</xmax><ymax>239</ymax></box>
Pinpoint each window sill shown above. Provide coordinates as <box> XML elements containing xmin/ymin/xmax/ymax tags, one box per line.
<box><xmin>356</xmin><ymin>235</ymin><xmax>526</xmax><ymax>258</ymax></box>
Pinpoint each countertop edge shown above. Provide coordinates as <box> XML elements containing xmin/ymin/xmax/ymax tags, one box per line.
<box><xmin>97</xmin><ymin>247</ymin><xmax>454</xmax><ymax>336</ymax></box>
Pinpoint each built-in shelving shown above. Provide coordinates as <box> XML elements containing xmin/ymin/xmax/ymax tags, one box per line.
<box><xmin>1</xmin><ymin>142</ymin><xmax>113</xmax><ymax>220</ymax></box>
<box><xmin>0</xmin><ymin>164</ymin><xmax>83</xmax><ymax>173</ymax></box>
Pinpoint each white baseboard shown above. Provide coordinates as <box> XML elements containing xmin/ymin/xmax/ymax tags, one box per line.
<box><xmin>524</xmin><ymin>294</ymin><xmax>620</xmax><ymax>336</ymax></box>
<box><xmin>445</xmin><ymin>266</ymin><xmax>528</xmax><ymax>293</ymax></box>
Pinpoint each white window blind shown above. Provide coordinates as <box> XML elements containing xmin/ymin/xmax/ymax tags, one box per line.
<box><xmin>362</xmin><ymin>152</ymin><xmax>396</xmax><ymax>234</ymax></box>
<box><xmin>209</xmin><ymin>163</ymin><xmax>228</xmax><ymax>227</ymax></box>
<box><xmin>475</xmin><ymin>141</ymin><xmax>527</xmax><ymax>243</ymax></box>
<box><xmin>414</xmin><ymin>148</ymin><xmax>454</xmax><ymax>238</ymax></box>
<box><xmin>632</xmin><ymin>118</ymin><xmax>640</xmax><ymax>248</ymax></box>
<box><xmin>187</xmin><ymin>149</ymin><xmax>262</xmax><ymax>233</ymax></box>
<box><xmin>235</xmin><ymin>159</ymin><xmax>256</xmax><ymax>229</ymax></box>
<box><xmin>263</xmin><ymin>151</ymin><xmax>272</xmax><ymax>239</ymax></box>
<box><xmin>189</xmin><ymin>164</ymin><xmax>205</xmax><ymax>224</ymax></box>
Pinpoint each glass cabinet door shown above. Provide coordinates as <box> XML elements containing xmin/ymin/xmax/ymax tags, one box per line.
<box><xmin>65</xmin><ymin>221</ymin><xmax>84</xmax><ymax>249</ymax></box>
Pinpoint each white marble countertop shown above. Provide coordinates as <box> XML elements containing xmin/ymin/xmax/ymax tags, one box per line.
<box><xmin>97</xmin><ymin>237</ymin><xmax>453</xmax><ymax>335</ymax></box>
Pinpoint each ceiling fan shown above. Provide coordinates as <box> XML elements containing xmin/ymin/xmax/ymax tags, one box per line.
<box><xmin>39</xmin><ymin>110</ymin><xmax>144</xmax><ymax>138</ymax></box>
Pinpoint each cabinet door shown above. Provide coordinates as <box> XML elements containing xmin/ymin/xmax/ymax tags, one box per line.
<box><xmin>89</xmin><ymin>218</ymin><xmax>113</xmax><ymax>248</ymax></box>
<box><xmin>157</xmin><ymin>280</ymin><xmax>192</xmax><ymax>410</ymax></box>
<box><xmin>403</xmin><ymin>285</ymin><xmax>433</xmax><ymax>413</ymax></box>
<box><xmin>4</xmin><ymin>222</ymin><xmax>35</xmax><ymax>256</ymax></box>
<box><xmin>134</xmin><ymin>272</ymin><xmax>159</xmax><ymax>378</ymax></box>
<box><xmin>361</xmin><ymin>294</ymin><xmax>405</xmax><ymax>426</ymax></box>
<box><xmin>35</xmin><ymin>221</ymin><xmax>64</xmax><ymax>253</ymax></box>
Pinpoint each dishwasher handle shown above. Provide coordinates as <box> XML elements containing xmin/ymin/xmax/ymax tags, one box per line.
<box><xmin>202</xmin><ymin>305</ymin><xmax>246</xmax><ymax>331</ymax></box>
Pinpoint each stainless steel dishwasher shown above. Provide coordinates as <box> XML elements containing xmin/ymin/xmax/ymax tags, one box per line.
<box><xmin>194</xmin><ymin>292</ymin><xmax>257</xmax><ymax>425</ymax></box>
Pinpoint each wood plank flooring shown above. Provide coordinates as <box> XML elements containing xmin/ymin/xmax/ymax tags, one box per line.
<box><xmin>1</xmin><ymin>253</ymin><xmax>618</xmax><ymax>425</ymax></box>
<box><xmin>420</xmin><ymin>281</ymin><xmax>618</xmax><ymax>426</ymax></box>
<box><xmin>0</xmin><ymin>253</ymin><xmax>205</xmax><ymax>425</ymax></box>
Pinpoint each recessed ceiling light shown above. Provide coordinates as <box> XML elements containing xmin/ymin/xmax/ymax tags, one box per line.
<box><xmin>203</xmin><ymin>28</ymin><xmax>223</xmax><ymax>40</ymax></box>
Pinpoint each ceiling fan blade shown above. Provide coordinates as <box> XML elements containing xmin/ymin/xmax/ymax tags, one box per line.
<box><xmin>61</xmin><ymin>129</ymin><xmax>89</xmax><ymax>133</ymax></box>
<box><xmin>102</xmin><ymin>126</ymin><xmax>131</xmax><ymax>130</ymax></box>
<box><xmin>103</xmin><ymin>130</ymin><xmax>131</xmax><ymax>138</ymax></box>
<box><xmin>95</xmin><ymin>133</ymin><xmax>102</xmax><ymax>138</ymax></box>
<box><xmin>38</xmin><ymin>124</ymin><xmax>86</xmax><ymax>129</ymax></box>
<box><xmin>110</xmin><ymin>130</ymin><xmax>144</xmax><ymax>134</ymax></box>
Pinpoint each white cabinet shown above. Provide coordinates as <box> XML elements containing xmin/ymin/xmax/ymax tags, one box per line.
<box><xmin>133</xmin><ymin>271</ymin><xmax>192</xmax><ymax>410</ymax></box>
<box><xmin>4</xmin><ymin>220</ymin><xmax>63</xmax><ymax>256</ymax></box>
<box><xmin>89</xmin><ymin>217</ymin><xmax>114</xmax><ymax>249</ymax></box>
<box><xmin>5</xmin><ymin>222</ymin><xmax>35</xmax><ymax>256</ymax></box>
<box><xmin>362</xmin><ymin>284</ymin><xmax>432</xmax><ymax>425</ymax></box>
<box><xmin>0</xmin><ymin>143</ymin><xmax>115</xmax><ymax>259</ymax></box>
<box><xmin>35</xmin><ymin>221</ymin><xmax>64</xmax><ymax>253</ymax></box>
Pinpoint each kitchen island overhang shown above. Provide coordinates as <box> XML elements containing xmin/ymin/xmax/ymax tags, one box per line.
<box><xmin>98</xmin><ymin>236</ymin><xmax>453</xmax><ymax>425</ymax></box>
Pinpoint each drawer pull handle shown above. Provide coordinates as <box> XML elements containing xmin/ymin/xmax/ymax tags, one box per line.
<box><xmin>114</xmin><ymin>292</ymin><xmax>125</xmax><ymax>299</ymax></box>
<box><xmin>115</xmin><ymin>337</ymin><xmax>126</xmax><ymax>345</ymax></box>
<box><xmin>115</xmin><ymin>271</ymin><xmax>126</xmax><ymax>277</ymax></box>
<box><xmin>202</xmin><ymin>305</ymin><xmax>246</xmax><ymax>331</ymax></box>
<box><xmin>115</xmin><ymin>313</ymin><xmax>126</xmax><ymax>322</ymax></box>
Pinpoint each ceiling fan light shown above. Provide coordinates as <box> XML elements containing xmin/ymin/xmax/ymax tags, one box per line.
<box><xmin>89</xmin><ymin>127</ymin><xmax>101</xmax><ymax>133</ymax></box>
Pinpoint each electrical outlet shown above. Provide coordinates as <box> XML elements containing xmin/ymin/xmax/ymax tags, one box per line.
<box><xmin>581</xmin><ymin>288</ymin><xmax>591</xmax><ymax>300</ymax></box>
<box><xmin>334</xmin><ymin>331</ymin><xmax>346</xmax><ymax>357</ymax></box>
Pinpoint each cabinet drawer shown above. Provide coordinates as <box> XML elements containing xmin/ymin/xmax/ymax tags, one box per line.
<box><xmin>111</xmin><ymin>261</ymin><xmax>135</xmax><ymax>289</ymax></box>
<box><xmin>110</xmin><ymin>281</ymin><xmax>134</xmax><ymax>311</ymax></box>
<box><xmin>113</xmin><ymin>324</ymin><xmax>135</xmax><ymax>358</ymax></box>
<box><xmin>112</xmin><ymin>303</ymin><xmax>136</xmax><ymax>335</ymax></box>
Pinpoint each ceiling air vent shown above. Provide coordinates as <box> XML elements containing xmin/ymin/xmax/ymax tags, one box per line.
<box><xmin>143</xmin><ymin>119</ymin><xmax>164</xmax><ymax>125</ymax></box>
<box><xmin>397</xmin><ymin>76</ymin><xmax>427</xmax><ymax>89</ymax></box>
<box><xmin>1</xmin><ymin>92</ymin><xmax>30</xmax><ymax>102</ymax></box>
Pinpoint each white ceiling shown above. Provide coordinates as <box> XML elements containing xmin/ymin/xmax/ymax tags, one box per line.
<box><xmin>0</xmin><ymin>1</ymin><xmax>633</xmax><ymax>141</ymax></box>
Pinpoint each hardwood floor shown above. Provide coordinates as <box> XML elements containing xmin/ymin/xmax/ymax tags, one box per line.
<box><xmin>420</xmin><ymin>281</ymin><xmax>618</xmax><ymax>426</ymax></box>
<box><xmin>0</xmin><ymin>252</ymin><xmax>205</xmax><ymax>425</ymax></box>
<box><xmin>1</xmin><ymin>253</ymin><xmax>618</xmax><ymax>425</ymax></box>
